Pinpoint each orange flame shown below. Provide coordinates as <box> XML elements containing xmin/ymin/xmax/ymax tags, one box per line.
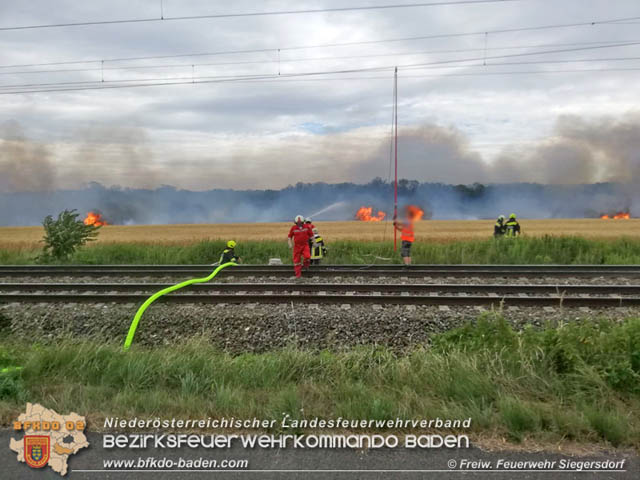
<box><xmin>84</xmin><ymin>211</ymin><xmax>109</xmax><ymax>226</ymax></box>
<box><xmin>406</xmin><ymin>205</ymin><xmax>425</xmax><ymax>221</ymax></box>
<box><xmin>356</xmin><ymin>206</ymin><xmax>386</xmax><ymax>221</ymax></box>
<box><xmin>600</xmin><ymin>212</ymin><xmax>630</xmax><ymax>220</ymax></box>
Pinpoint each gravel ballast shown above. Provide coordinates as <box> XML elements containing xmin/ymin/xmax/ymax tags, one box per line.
<box><xmin>1</xmin><ymin>302</ymin><xmax>637</xmax><ymax>353</ymax></box>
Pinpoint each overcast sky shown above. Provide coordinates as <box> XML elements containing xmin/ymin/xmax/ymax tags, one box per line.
<box><xmin>1</xmin><ymin>0</ymin><xmax>640</xmax><ymax>191</ymax></box>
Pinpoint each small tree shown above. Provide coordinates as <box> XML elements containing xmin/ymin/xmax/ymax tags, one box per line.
<box><xmin>39</xmin><ymin>209</ymin><xmax>100</xmax><ymax>262</ymax></box>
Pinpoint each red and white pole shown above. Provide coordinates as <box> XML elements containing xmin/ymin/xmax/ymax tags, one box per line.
<box><xmin>393</xmin><ymin>67</ymin><xmax>398</xmax><ymax>251</ymax></box>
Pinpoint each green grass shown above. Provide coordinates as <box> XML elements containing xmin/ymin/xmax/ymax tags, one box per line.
<box><xmin>1</xmin><ymin>315</ymin><xmax>639</xmax><ymax>447</ymax></box>
<box><xmin>5</xmin><ymin>236</ymin><xmax>640</xmax><ymax>265</ymax></box>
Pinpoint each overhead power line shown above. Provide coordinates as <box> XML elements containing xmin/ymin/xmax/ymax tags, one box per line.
<box><xmin>240</xmin><ymin>67</ymin><xmax>640</xmax><ymax>81</ymax></box>
<box><xmin>400</xmin><ymin>41</ymin><xmax>640</xmax><ymax>69</ymax></box>
<box><xmin>3</xmin><ymin>64</ymin><xmax>640</xmax><ymax>95</ymax></box>
<box><xmin>3</xmin><ymin>42</ymin><xmax>640</xmax><ymax>88</ymax></box>
<box><xmin>5</xmin><ymin>58</ymin><xmax>640</xmax><ymax>92</ymax></box>
<box><xmin>0</xmin><ymin>0</ymin><xmax>519</xmax><ymax>31</ymax></box>
<box><xmin>204</xmin><ymin>67</ymin><xmax>640</xmax><ymax>85</ymax></box>
<box><xmin>2</xmin><ymin>39</ymin><xmax>639</xmax><ymax>75</ymax></box>
<box><xmin>2</xmin><ymin>11</ymin><xmax>639</xmax><ymax>71</ymax></box>
<box><xmin>3</xmin><ymin>40</ymin><xmax>640</xmax><ymax>95</ymax></box>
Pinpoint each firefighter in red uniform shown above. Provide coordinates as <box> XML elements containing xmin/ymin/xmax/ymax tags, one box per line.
<box><xmin>304</xmin><ymin>217</ymin><xmax>315</xmax><ymax>251</ymax></box>
<box><xmin>304</xmin><ymin>217</ymin><xmax>315</xmax><ymax>231</ymax></box>
<box><xmin>288</xmin><ymin>215</ymin><xmax>313</xmax><ymax>278</ymax></box>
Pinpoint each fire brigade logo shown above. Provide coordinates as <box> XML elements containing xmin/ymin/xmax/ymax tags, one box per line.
<box><xmin>24</xmin><ymin>435</ymin><xmax>50</xmax><ymax>468</ymax></box>
<box><xmin>10</xmin><ymin>403</ymin><xmax>89</xmax><ymax>476</ymax></box>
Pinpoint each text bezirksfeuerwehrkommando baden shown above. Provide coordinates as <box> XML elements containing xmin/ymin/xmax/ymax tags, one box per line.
<box><xmin>104</xmin><ymin>433</ymin><xmax>470</xmax><ymax>450</ymax></box>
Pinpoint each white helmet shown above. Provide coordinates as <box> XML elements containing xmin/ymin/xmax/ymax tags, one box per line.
<box><xmin>294</xmin><ymin>215</ymin><xmax>304</xmax><ymax>223</ymax></box>
<box><xmin>305</xmin><ymin>217</ymin><xmax>312</xmax><ymax>223</ymax></box>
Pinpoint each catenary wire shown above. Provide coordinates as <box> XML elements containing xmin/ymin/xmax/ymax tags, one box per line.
<box><xmin>4</xmin><ymin>54</ymin><xmax>640</xmax><ymax>91</ymax></box>
<box><xmin>3</xmin><ymin>39</ymin><xmax>640</xmax><ymax>76</ymax></box>
<box><xmin>235</xmin><ymin>66</ymin><xmax>640</xmax><ymax>82</ymax></box>
<box><xmin>3</xmin><ymin>20</ymin><xmax>640</xmax><ymax>93</ymax></box>
<box><xmin>397</xmin><ymin>41</ymin><xmax>640</xmax><ymax>69</ymax></box>
<box><xmin>3</xmin><ymin>63</ymin><xmax>640</xmax><ymax>95</ymax></box>
<box><xmin>0</xmin><ymin>0</ymin><xmax>520</xmax><ymax>31</ymax></box>
<box><xmin>2</xmin><ymin>39</ymin><xmax>639</xmax><ymax>92</ymax></box>
<box><xmin>2</xmin><ymin>14</ymin><xmax>640</xmax><ymax>70</ymax></box>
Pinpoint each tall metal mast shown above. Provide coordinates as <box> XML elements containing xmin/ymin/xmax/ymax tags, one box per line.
<box><xmin>393</xmin><ymin>67</ymin><xmax>398</xmax><ymax>251</ymax></box>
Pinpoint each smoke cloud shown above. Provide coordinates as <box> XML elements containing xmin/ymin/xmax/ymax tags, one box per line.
<box><xmin>490</xmin><ymin>114</ymin><xmax>640</xmax><ymax>184</ymax></box>
<box><xmin>0</xmin><ymin>180</ymin><xmax>635</xmax><ymax>226</ymax></box>
<box><xmin>0</xmin><ymin>121</ymin><xmax>56</xmax><ymax>193</ymax></box>
<box><xmin>2</xmin><ymin>113</ymin><xmax>640</xmax><ymax>225</ymax></box>
<box><xmin>355</xmin><ymin>113</ymin><xmax>640</xmax><ymax>185</ymax></box>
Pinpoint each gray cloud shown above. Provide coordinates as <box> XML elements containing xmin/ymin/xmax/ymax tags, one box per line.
<box><xmin>1</xmin><ymin>0</ymin><xmax>640</xmax><ymax>192</ymax></box>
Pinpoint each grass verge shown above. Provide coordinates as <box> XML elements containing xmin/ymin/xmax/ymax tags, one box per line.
<box><xmin>1</xmin><ymin>314</ymin><xmax>639</xmax><ymax>447</ymax></box>
<box><xmin>4</xmin><ymin>236</ymin><xmax>640</xmax><ymax>265</ymax></box>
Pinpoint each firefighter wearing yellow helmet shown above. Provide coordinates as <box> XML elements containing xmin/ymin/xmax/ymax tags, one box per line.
<box><xmin>310</xmin><ymin>228</ymin><xmax>327</xmax><ymax>265</ymax></box>
<box><xmin>504</xmin><ymin>213</ymin><xmax>521</xmax><ymax>237</ymax></box>
<box><xmin>219</xmin><ymin>240</ymin><xmax>241</xmax><ymax>264</ymax></box>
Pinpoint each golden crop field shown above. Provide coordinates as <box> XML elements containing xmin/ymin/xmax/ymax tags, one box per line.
<box><xmin>1</xmin><ymin>219</ymin><xmax>640</xmax><ymax>250</ymax></box>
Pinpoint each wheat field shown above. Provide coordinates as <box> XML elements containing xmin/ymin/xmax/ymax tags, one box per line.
<box><xmin>1</xmin><ymin>219</ymin><xmax>640</xmax><ymax>250</ymax></box>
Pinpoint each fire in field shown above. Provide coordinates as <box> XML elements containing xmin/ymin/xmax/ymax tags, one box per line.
<box><xmin>355</xmin><ymin>206</ymin><xmax>386</xmax><ymax>222</ymax></box>
<box><xmin>600</xmin><ymin>211</ymin><xmax>631</xmax><ymax>220</ymax></box>
<box><xmin>355</xmin><ymin>205</ymin><xmax>425</xmax><ymax>222</ymax></box>
<box><xmin>406</xmin><ymin>205</ymin><xmax>425</xmax><ymax>221</ymax></box>
<box><xmin>83</xmin><ymin>211</ymin><xmax>109</xmax><ymax>226</ymax></box>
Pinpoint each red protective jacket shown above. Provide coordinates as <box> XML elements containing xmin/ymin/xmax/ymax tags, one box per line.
<box><xmin>288</xmin><ymin>224</ymin><xmax>312</xmax><ymax>246</ymax></box>
<box><xmin>304</xmin><ymin>223</ymin><xmax>315</xmax><ymax>235</ymax></box>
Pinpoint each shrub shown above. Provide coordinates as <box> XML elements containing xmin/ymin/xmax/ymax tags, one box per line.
<box><xmin>39</xmin><ymin>209</ymin><xmax>100</xmax><ymax>262</ymax></box>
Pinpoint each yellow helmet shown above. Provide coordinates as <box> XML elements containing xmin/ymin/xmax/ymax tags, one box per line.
<box><xmin>227</xmin><ymin>240</ymin><xmax>236</xmax><ymax>249</ymax></box>
<box><xmin>509</xmin><ymin>213</ymin><xmax>516</xmax><ymax>219</ymax></box>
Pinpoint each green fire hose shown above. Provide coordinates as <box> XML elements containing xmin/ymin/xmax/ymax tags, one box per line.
<box><xmin>123</xmin><ymin>262</ymin><xmax>237</xmax><ymax>351</ymax></box>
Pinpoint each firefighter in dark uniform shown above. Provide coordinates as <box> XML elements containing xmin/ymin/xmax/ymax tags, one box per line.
<box><xmin>494</xmin><ymin>215</ymin><xmax>506</xmax><ymax>237</ymax></box>
<box><xmin>219</xmin><ymin>240</ymin><xmax>241</xmax><ymax>264</ymax></box>
<box><xmin>504</xmin><ymin>213</ymin><xmax>521</xmax><ymax>237</ymax></box>
<box><xmin>310</xmin><ymin>228</ymin><xmax>327</xmax><ymax>265</ymax></box>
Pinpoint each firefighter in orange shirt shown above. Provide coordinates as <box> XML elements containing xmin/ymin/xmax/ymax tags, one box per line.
<box><xmin>393</xmin><ymin>216</ymin><xmax>415</xmax><ymax>265</ymax></box>
<box><xmin>288</xmin><ymin>215</ymin><xmax>313</xmax><ymax>278</ymax></box>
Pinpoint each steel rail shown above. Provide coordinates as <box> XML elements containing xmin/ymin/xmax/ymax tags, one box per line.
<box><xmin>0</xmin><ymin>292</ymin><xmax>634</xmax><ymax>307</ymax></box>
<box><xmin>0</xmin><ymin>282</ymin><xmax>638</xmax><ymax>295</ymax></box>
<box><xmin>2</xmin><ymin>265</ymin><xmax>640</xmax><ymax>277</ymax></box>
<box><xmin>3</xmin><ymin>264</ymin><xmax>640</xmax><ymax>270</ymax></box>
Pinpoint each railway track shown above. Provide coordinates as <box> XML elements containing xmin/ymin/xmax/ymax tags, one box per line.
<box><xmin>1</xmin><ymin>281</ymin><xmax>638</xmax><ymax>307</ymax></box>
<box><xmin>3</xmin><ymin>264</ymin><xmax>640</xmax><ymax>278</ymax></box>
<box><xmin>2</xmin><ymin>265</ymin><xmax>640</xmax><ymax>307</ymax></box>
